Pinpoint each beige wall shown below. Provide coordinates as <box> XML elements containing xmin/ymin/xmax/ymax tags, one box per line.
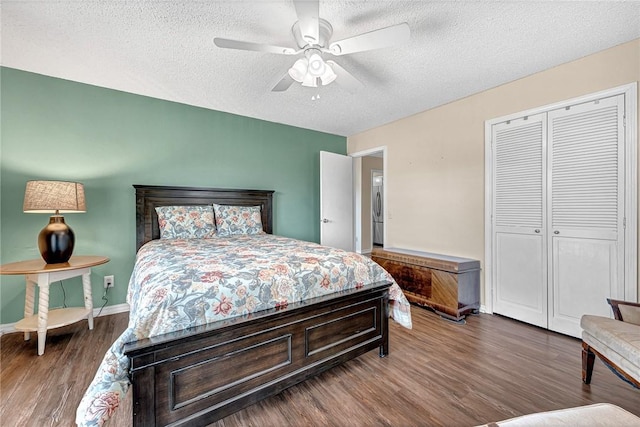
<box><xmin>360</xmin><ymin>156</ymin><xmax>384</xmax><ymax>252</ymax></box>
<box><xmin>348</xmin><ymin>39</ymin><xmax>640</xmax><ymax>304</ymax></box>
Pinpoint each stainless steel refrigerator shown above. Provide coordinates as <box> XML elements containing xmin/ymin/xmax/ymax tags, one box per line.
<box><xmin>372</xmin><ymin>174</ymin><xmax>383</xmax><ymax>246</ymax></box>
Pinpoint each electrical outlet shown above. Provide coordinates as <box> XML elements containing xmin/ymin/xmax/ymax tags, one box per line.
<box><xmin>104</xmin><ymin>275</ymin><xmax>115</xmax><ymax>289</ymax></box>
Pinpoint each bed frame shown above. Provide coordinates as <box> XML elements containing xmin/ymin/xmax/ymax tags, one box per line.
<box><xmin>124</xmin><ymin>185</ymin><xmax>391</xmax><ymax>426</ymax></box>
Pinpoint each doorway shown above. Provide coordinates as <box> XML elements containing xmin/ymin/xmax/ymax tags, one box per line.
<box><xmin>351</xmin><ymin>147</ymin><xmax>386</xmax><ymax>255</ymax></box>
<box><xmin>372</xmin><ymin>169</ymin><xmax>383</xmax><ymax>248</ymax></box>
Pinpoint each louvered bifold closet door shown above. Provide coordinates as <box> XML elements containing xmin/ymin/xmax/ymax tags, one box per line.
<box><xmin>492</xmin><ymin>113</ymin><xmax>548</xmax><ymax>328</ymax></box>
<box><xmin>547</xmin><ymin>95</ymin><xmax>625</xmax><ymax>337</ymax></box>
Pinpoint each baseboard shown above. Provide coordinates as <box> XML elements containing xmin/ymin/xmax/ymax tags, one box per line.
<box><xmin>92</xmin><ymin>302</ymin><xmax>130</xmax><ymax>318</ymax></box>
<box><xmin>0</xmin><ymin>303</ymin><xmax>130</xmax><ymax>336</ymax></box>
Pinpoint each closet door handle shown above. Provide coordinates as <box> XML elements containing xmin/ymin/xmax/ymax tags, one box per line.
<box><xmin>554</xmin><ymin>230</ymin><xmax>560</xmax><ymax>234</ymax></box>
<box><xmin>534</xmin><ymin>229</ymin><xmax>540</xmax><ymax>233</ymax></box>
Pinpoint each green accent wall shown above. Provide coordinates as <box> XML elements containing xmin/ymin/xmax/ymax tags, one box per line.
<box><xmin>0</xmin><ymin>67</ymin><xmax>346</xmax><ymax>324</ymax></box>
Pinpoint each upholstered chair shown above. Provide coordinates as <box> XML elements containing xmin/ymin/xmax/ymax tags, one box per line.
<box><xmin>581</xmin><ymin>299</ymin><xmax>640</xmax><ymax>388</ymax></box>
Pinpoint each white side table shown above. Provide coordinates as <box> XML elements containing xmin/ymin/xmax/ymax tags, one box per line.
<box><xmin>0</xmin><ymin>255</ymin><xmax>109</xmax><ymax>355</ymax></box>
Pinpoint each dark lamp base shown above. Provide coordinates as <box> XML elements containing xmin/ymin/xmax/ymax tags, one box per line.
<box><xmin>38</xmin><ymin>215</ymin><xmax>75</xmax><ymax>264</ymax></box>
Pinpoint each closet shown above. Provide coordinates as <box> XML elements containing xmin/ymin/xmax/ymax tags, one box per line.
<box><xmin>486</xmin><ymin>84</ymin><xmax>637</xmax><ymax>338</ymax></box>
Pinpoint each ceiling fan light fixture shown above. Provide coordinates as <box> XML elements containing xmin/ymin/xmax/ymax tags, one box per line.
<box><xmin>320</xmin><ymin>63</ymin><xmax>337</xmax><ymax>86</ymax></box>
<box><xmin>288</xmin><ymin>58</ymin><xmax>308</xmax><ymax>83</ymax></box>
<box><xmin>301</xmin><ymin>73</ymin><xmax>318</xmax><ymax>88</ymax></box>
<box><xmin>215</xmin><ymin>3</ymin><xmax>412</xmax><ymax>96</ymax></box>
<box><xmin>307</xmin><ymin>53</ymin><xmax>326</xmax><ymax>77</ymax></box>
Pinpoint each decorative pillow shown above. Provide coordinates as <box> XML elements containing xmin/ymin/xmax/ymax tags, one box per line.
<box><xmin>213</xmin><ymin>204</ymin><xmax>264</xmax><ymax>236</ymax></box>
<box><xmin>619</xmin><ymin>304</ymin><xmax>640</xmax><ymax>326</ymax></box>
<box><xmin>155</xmin><ymin>205</ymin><xmax>216</xmax><ymax>239</ymax></box>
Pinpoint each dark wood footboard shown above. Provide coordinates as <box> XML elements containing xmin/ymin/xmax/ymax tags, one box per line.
<box><xmin>124</xmin><ymin>281</ymin><xmax>391</xmax><ymax>427</ymax></box>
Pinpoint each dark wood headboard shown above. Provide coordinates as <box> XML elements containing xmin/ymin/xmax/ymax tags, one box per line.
<box><xmin>134</xmin><ymin>185</ymin><xmax>275</xmax><ymax>251</ymax></box>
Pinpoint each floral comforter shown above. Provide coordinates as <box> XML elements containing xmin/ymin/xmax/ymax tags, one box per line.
<box><xmin>76</xmin><ymin>234</ymin><xmax>412</xmax><ymax>426</ymax></box>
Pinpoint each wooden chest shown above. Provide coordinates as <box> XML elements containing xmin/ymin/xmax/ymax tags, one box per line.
<box><xmin>371</xmin><ymin>248</ymin><xmax>480</xmax><ymax>321</ymax></box>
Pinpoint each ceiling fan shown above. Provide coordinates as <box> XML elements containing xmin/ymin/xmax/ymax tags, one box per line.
<box><xmin>213</xmin><ymin>0</ymin><xmax>410</xmax><ymax>94</ymax></box>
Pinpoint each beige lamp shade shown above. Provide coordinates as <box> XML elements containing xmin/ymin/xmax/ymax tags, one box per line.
<box><xmin>23</xmin><ymin>181</ymin><xmax>86</xmax><ymax>213</ymax></box>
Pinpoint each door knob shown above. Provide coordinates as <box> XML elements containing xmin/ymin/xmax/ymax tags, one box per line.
<box><xmin>534</xmin><ymin>229</ymin><xmax>540</xmax><ymax>233</ymax></box>
<box><xmin>554</xmin><ymin>230</ymin><xmax>560</xmax><ymax>234</ymax></box>
<box><xmin>322</xmin><ymin>218</ymin><xmax>330</xmax><ymax>223</ymax></box>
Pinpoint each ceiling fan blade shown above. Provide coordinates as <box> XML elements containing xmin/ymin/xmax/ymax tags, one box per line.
<box><xmin>272</xmin><ymin>73</ymin><xmax>295</xmax><ymax>92</ymax></box>
<box><xmin>326</xmin><ymin>60</ymin><xmax>363</xmax><ymax>94</ymax></box>
<box><xmin>214</xmin><ymin>38</ymin><xmax>297</xmax><ymax>55</ymax></box>
<box><xmin>293</xmin><ymin>0</ymin><xmax>320</xmax><ymax>45</ymax></box>
<box><xmin>328</xmin><ymin>22</ymin><xmax>410</xmax><ymax>56</ymax></box>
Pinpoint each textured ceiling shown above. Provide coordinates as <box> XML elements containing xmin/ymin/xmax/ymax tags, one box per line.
<box><xmin>2</xmin><ymin>1</ymin><xmax>640</xmax><ymax>137</ymax></box>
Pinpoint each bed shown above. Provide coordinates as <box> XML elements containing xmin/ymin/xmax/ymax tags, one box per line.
<box><xmin>76</xmin><ymin>185</ymin><xmax>411</xmax><ymax>427</ymax></box>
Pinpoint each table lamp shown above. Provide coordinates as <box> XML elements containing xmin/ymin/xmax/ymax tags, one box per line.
<box><xmin>23</xmin><ymin>180</ymin><xmax>86</xmax><ymax>264</ymax></box>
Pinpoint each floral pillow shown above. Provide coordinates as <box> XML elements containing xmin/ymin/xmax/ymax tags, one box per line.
<box><xmin>155</xmin><ymin>205</ymin><xmax>216</xmax><ymax>239</ymax></box>
<box><xmin>213</xmin><ymin>204</ymin><xmax>264</xmax><ymax>236</ymax></box>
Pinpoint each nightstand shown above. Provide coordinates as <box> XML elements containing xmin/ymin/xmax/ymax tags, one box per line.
<box><xmin>0</xmin><ymin>255</ymin><xmax>109</xmax><ymax>355</ymax></box>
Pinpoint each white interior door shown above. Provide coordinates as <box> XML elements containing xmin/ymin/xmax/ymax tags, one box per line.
<box><xmin>491</xmin><ymin>95</ymin><xmax>628</xmax><ymax>337</ymax></box>
<box><xmin>320</xmin><ymin>151</ymin><xmax>354</xmax><ymax>251</ymax></box>
<box><xmin>492</xmin><ymin>114</ymin><xmax>548</xmax><ymax>327</ymax></box>
<box><xmin>547</xmin><ymin>95</ymin><xmax>626</xmax><ymax>337</ymax></box>
<box><xmin>488</xmin><ymin>84</ymin><xmax>637</xmax><ymax>336</ymax></box>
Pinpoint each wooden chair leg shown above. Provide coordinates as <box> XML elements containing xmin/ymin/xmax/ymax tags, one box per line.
<box><xmin>582</xmin><ymin>342</ymin><xmax>595</xmax><ymax>384</ymax></box>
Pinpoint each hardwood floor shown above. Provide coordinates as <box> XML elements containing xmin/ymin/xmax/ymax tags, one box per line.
<box><xmin>1</xmin><ymin>306</ymin><xmax>638</xmax><ymax>426</ymax></box>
